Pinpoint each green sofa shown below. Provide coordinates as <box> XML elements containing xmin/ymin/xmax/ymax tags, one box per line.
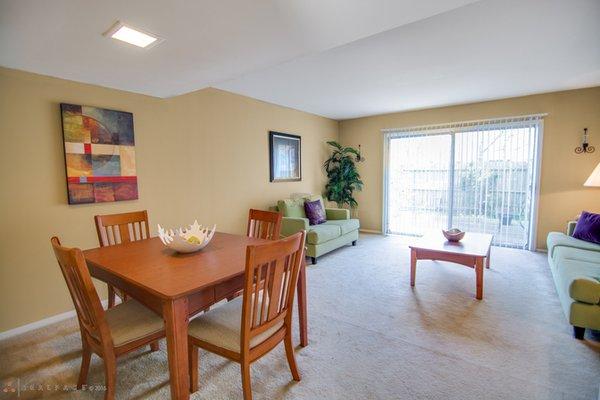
<box><xmin>547</xmin><ymin>221</ymin><xmax>600</xmax><ymax>339</ymax></box>
<box><xmin>274</xmin><ymin>195</ymin><xmax>359</xmax><ymax>264</ymax></box>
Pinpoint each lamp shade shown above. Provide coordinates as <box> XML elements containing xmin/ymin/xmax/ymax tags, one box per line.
<box><xmin>584</xmin><ymin>162</ymin><xmax>600</xmax><ymax>187</ymax></box>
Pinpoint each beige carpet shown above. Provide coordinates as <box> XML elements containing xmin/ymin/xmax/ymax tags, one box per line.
<box><xmin>1</xmin><ymin>233</ymin><xmax>599</xmax><ymax>399</ymax></box>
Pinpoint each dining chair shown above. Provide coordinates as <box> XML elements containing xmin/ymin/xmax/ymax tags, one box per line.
<box><xmin>50</xmin><ymin>237</ymin><xmax>165</xmax><ymax>400</ymax></box>
<box><xmin>247</xmin><ymin>209</ymin><xmax>282</xmax><ymax>240</ymax></box>
<box><xmin>187</xmin><ymin>231</ymin><xmax>306</xmax><ymax>400</ymax></box>
<box><xmin>227</xmin><ymin>209</ymin><xmax>284</xmax><ymax>302</ymax></box>
<box><xmin>242</xmin><ymin>208</ymin><xmax>284</xmax><ymax>288</ymax></box>
<box><xmin>94</xmin><ymin>210</ymin><xmax>150</xmax><ymax>308</ymax></box>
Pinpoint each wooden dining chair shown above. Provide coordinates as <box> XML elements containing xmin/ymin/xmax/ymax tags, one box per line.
<box><xmin>50</xmin><ymin>237</ymin><xmax>165</xmax><ymax>400</ymax></box>
<box><xmin>227</xmin><ymin>209</ymin><xmax>283</xmax><ymax>302</ymax></box>
<box><xmin>188</xmin><ymin>231</ymin><xmax>306</xmax><ymax>400</ymax></box>
<box><xmin>94</xmin><ymin>210</ymin><xmax>150</xmax><ymax>308</ymax></box>
<box><xmin>247</xmin><ymin>209</ymin><xmax>282</xmax><ymax>240</ymax></box>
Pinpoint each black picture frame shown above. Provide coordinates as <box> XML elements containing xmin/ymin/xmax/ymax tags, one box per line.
<box><xmin>269</xmin><ymin>131</ymin><xmax>302</xmax><ymax>182</ymax></box>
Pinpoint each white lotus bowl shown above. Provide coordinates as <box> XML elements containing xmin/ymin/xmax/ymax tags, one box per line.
<box><xmin>157</xmin><ymin>220</ymin><xmax>216</xmax><ymax>253</ymax></box>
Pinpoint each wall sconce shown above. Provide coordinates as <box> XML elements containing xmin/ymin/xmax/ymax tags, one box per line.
<box><xmin>575</xmin><ymin>128</ymin><xmax>595</xmax><ymax>154</ymax></box>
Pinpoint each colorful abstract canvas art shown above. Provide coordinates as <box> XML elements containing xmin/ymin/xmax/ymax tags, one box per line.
<box><xmin>60</xmin><ymin>104</ymin><xmax>138</xmax><ymax>204</ymax></box>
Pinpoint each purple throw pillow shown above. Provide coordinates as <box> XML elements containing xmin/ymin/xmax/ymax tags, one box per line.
<box><xmin>304</xmin><ymin>199</ymin><xmax>326</xmax><ymax>225</ymax></box>
<box><xmin>573</xmin><ymin>211</ymin><xmax>600</xmax><ymax>245</ymax></box>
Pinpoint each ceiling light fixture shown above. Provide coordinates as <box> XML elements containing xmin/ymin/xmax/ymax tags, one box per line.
<box><xmin>103</xmin><ymin>21</ymin><xmax>162</xmax><ymax>49</ymax></box>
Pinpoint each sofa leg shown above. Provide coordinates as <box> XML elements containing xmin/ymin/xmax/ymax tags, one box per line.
<box><xmin>352</xmin><ymin>240</ymin><xmax>357</xmax><ymax>246</ymax></box>
<box><xmin>311</xmin><ymin>257</ymin><xmax>317</xmax><ymax>265</ymax></box>
<box><xmin>573</xmin><ymin>326</ymin><xmax>585</xmax><ymax>340</ymax></box>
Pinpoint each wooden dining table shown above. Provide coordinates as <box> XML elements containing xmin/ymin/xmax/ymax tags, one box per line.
<box><xmin>83</xmin><ymin>232</ymin><xmax>308</xmax><ymax>400</ymax></box>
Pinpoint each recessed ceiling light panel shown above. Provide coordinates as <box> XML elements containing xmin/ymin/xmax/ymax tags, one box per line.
<box><xmin>103</xmin><ymin>21</ymin><xmax>163</xmax><ymax>49</ymax></box>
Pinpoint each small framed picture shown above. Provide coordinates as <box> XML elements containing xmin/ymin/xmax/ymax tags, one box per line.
<box><xmin>269</xmin><ymin>131</ymin><xmax>302</xmax><ymax>182</ymax></box>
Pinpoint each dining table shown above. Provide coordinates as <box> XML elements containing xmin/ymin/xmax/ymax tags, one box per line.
<box><xmin>83</xmin><ymin>232</ymin><xmax>308</xmax><ymax>400</ymax></box>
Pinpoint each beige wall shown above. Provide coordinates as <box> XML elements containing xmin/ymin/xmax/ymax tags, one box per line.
<box><xmin>0</xmin><ymin>67</ymin><xmax>338</xmax><ymax>332</ymax></box>
<box><xmin>2</xmin><ymin>65</ymin><xmax>598</xmax><ymax>332</ymax></box>
<box><xmin>339</xmin><ymin>87</ymin><xmax>600</xmax><ymax>249</ymax></box>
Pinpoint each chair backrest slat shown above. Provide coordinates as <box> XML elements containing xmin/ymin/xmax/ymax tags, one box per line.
<box><xmin>241</xmin><ymin>231</ymin><xmax>305</xmax><ymax>346</ymax></box>
<box><xmin>247</xmin><ymin>209</ymin><xmax>282</xmax><ymax>241</ymax></box>
<box><xmin>50</xmin><ymin>237</ymin><xmax>112</xmax><ymax>347</ymax></box>
<box><xmin>94</xmin><ymin>210</ymin><xmax>150</xmax><ymax>247</ymax></box>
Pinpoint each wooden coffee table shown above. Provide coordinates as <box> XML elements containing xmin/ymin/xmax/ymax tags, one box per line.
<box><xmin>409</xmin><ymin>232</ymin><xmax>493</xmax><ymax>300</ymax></box>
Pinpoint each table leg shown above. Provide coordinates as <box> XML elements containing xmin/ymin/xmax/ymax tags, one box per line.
<box><xmin>486</xmin><ymin>247</ymin><xmax>491</xmax><ymax>269</ymax></box>
<box><xmin>475</xmin><ymin>257</ymin><xmax>484</xmax><ymax>300</ymax></box>
<box><xmin>297</xmin><ymin>258</ymin><xmax>308</xmax><ymax>347</ymax></box>
<box><xmin>163</xmin><ymin>297</ymin><xmax>190</xmax><ymax>400</ymax></box>
<box><xmin>410</xmin><ymin>248</ymin><xmax>417</xmax><ymax>286</ymax></box>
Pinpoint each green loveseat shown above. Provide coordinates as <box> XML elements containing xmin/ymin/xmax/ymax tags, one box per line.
<box><xmin>547</xmin><ymin>222</ymin><xmax>600</xmax><ymax>339</ymax></box>
<box><xmin>274</xmin><ymin>195</ymin><xmax>359</xmax><ymax>264</ymax></box>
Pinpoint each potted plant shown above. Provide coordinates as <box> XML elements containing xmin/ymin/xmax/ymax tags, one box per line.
<box><xmin>323</xmin><ymin>141</ymin><xmax>364</xmax><ymax>211</ymax></box>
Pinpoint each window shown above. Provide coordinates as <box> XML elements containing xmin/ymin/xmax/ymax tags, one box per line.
<box><xmin>382</xmin><ymin>115</ymin><xmax>544</xmax><ymax>250</ymax></box>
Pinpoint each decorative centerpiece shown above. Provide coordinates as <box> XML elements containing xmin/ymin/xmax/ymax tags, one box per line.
<box><xmin>442</xmin><ymin>228</ymin><xmax>465</xmax><ymax>242</ymax></box>
<box><xmin>158</xmin><ymin>220</ymin><xmax>216</xmax><ymax>253</ymax></box>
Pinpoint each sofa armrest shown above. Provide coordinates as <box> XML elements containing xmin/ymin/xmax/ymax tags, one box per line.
<box><xmin>567</xmin><ymin>221</ymin><xmax>577</xmax><ymax>237</ymax></box>
<box><xmin>569</xmin><ymin>277</ymin><xmax>600</xmax><ymax>305</ymax></box>
<box><xmin>281</xmin><ymin>217</ymin><xmax>309</xmax><ymax>237</ymax></box>
<box><xmin>325</xmin><ymin>208</ymin><xmax>349</xmax><ymax>220</ymax></box>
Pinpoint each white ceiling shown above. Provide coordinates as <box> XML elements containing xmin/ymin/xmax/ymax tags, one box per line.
<box><xmin>0</xmin><ymin>0</ymin><xmax>476</xmax><ymax>97</ymax></box>
<box><xmin>217</xmin><ymin>0</ymin><xmax>600</xmax><ymax>119</ymax></box>
<box><xmin>1</xmin><ymin>0</ymin><xmax>599</xmax><ymax>120</ymax></box>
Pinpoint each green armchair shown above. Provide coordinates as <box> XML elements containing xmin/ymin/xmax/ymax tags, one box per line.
<box><xmin>274</xmin><ymin>195</ymin><xmax>359</xmax><ymax>264</ymax></box>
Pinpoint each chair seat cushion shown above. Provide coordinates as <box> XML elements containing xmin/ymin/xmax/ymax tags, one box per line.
<box><xmin>188</xmin><ymin>296</ymin><xmax>284</xmax><ymax>353</ymax></box>
<box><xmin>104</xmin><ymin>300</ymin><xmax>164</xmax><ymax>347</ymax></box>
<box><xmin>322</xmin><ymin>219</ymin><xmax>360</xmax><ymax>235</ymax></box>
<box><xmin>307</xmin><ymin>224</ymin><xmax>341</xmax><ymax>245</ymax></box>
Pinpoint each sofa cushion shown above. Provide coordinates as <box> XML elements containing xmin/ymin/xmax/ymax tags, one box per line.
<box><xmin>569</xmin><ymin>277</ymin><xmax>600</xmax><ymax>305</ymax></box>
<box><xmin>323</xmin><ymin>219</ymin><xmax>360</xmax><ymax>235</ymax></box>
<box><xmin>307</xmin><ymin>224</ymin><xmax>341</xmax><ymax>245</ymax></box>
<box><xmin>573</xmin><ymin>211</ymin><xmax>600</xmax><ymax>245</ymax></box>
<box><xmin>277</xmin><ymin>198</ymin><xmax>306</xmax><ymax>219</ymax></box>
<box><xmin>547</xmin><ymin>232</ymin><xmax>600</xmax><ymax>259</ymax></box>
<box><xmin>305</xmin><ymin>199</ymin><xmax>326</xmax><ymax>225</ymax></box>
<box><xmin>552</xmin><ymin>245</ymin><xmax>600</xmax><ymax>266</ymax></box>
<box><xmin>303</xmin><ymin>194</ymin><xmax>325</xmax><ymax>208</ymax></box>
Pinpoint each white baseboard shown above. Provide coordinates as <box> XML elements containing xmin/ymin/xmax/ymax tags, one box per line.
<box><xmin>0</xmin><ymin>299</ymin><xmax>114</xmax><ymax>341</ymax></box>
<box><xmin>359</xmin><ymin>229</ymin><xmax>383</xmax><ymax>234</ymax></box>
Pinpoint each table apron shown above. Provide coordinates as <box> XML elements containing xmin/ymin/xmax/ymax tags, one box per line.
<box><xmin>188</xmin><ymin>274</ymin><xmax>245</xmax><ymax>315</ymax></box>
<box><xmin>89</xmin><ymin>265</ymin><xmax>163</xmax><ymax>314</ymax></box>
<box><xmin>90</xmin><ymin>265</ymin><xmax>247</xmax><ymax>318</ymax></box>
<box><xmin>414</xmin><ymin>249</ymin><xmax>480</xmax><ymax>268</ymax></box>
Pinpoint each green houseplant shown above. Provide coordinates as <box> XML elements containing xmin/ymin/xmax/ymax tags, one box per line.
<box><xmin>323</xmin><ymin>141</ymin><xmax>364</xmax><ymax>208</ymax></box>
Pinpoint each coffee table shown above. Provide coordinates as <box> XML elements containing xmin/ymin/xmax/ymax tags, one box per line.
<box><xmin>409</xmin><ymin>232</ymin><xmax>493</xmax><ymax>300</ymax></box>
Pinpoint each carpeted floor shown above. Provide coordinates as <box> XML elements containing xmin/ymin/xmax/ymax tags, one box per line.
<box><xmin>1</xmin><ymin>233</ymin><xmax>599</xmax><ymax>399</ymax></box>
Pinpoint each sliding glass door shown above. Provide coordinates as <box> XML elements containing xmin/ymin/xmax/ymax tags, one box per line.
<box><xmin>386</xmin><ymin>133</ymin><xmax>452</xmax><ymax>237</ymax></box>
<box><xmin>384</xmin><ymin>118</ymin><xmax>542</xmax><ymax>249</ymax></box>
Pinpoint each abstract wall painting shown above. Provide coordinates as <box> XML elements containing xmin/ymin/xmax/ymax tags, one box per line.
<box><xmin>60</xmin><ymin>104</ymin><xmax>138</xmax><ymax>204</ymax></box>
<box><xmin>269</xmin><ymin>131</ymin><xmax>302</xmax><ymax>182</ymax></box>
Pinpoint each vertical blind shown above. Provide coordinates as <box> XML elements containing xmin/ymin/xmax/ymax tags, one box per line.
<box><xmin>382</xmin><ymin>114</ymin><xmax>544</xmax><ymax>250</ymax></box>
